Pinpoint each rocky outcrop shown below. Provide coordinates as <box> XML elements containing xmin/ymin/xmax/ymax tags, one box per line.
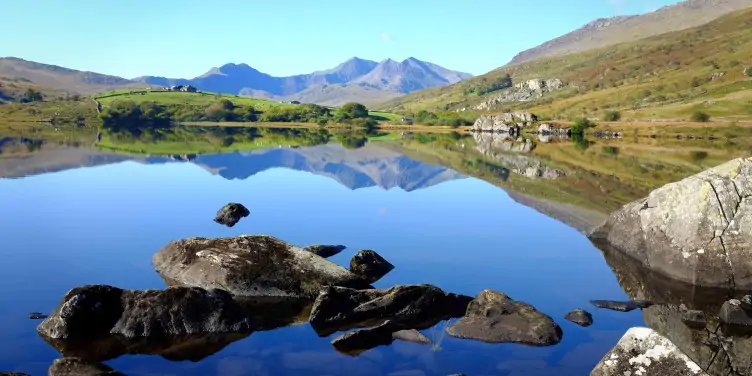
<box><xmin>37</xmin><ymin>285</ymin><xmax>252</xmax><ymax>342</ymax></box>
<box><xmin>308</xmin><ymin>284</ymin><xmax>472</xmax><ymax>337</ymax></box>
<box><xmin>473</xmin><ymin>79</ymin><xmax>563</xmax><ymax>110</ymax></box>
<box><xmin>152</xmin><ymin>235</ymin><xmax>370</xmax><ymax>298</ymax></box>
<box><xmin>473</xmin><ymin>132</ymin><xmax>535</xmax><ymax>153</ymax></box>
<box><xmin>213</xmin><ymin>202</ymin><xmax>250</xmax><ymax>227</ymax></box>
<box><xmin>536</xmin><ymin>123</ymin><xmax>571</xmax><ymax>136</ymax></box>
<box><xmin>349</xmin><ymin>250</ymin><xmax>394</xmax><ymax>283</ymax></box>
<box><xmin>302</xmin><ymin>244</ymin><xmax>347</xmax><ymax>258</ymax></box>
<box><xmin>446</xmin><ymin>290</ymin><xmax>562</xmax><ymax>346</ymax></box>
<box><xmin>565</xmin><ymin>309</ymin><xmax>593</xmax><ymax>327</ymax></box>
<box><xmin>48</xmin><ymin>358</ymin><xmax>124</xmax><ymax>376</ymax></box>
<box><xmin>473</xmin><ymin>133</ymin><xmax>564</xmax><ymax>180</ymax></box>
<box><xmin>471</xmin><ymin>113</ymin><xmax>537</xmax><ymax>133</ymax></box>
<box><xmin>590</xmin><ymin>327</ymin><xmax>707</xmax><ymax>376</ymax></box>
<box><xmin>589</xmin><ymin>158</ymin><xmax>752</xmax><ymax>289</ymax></box>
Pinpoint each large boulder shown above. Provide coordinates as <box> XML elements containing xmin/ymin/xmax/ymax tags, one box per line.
<box><xmin>589</xmin><ymin>158</ymin><xmax>752</xmax><ymax>289</ymax></box>
<box><xmin>308</xmin><ymin>284</ymin><xmax>472</xmax><ymax>336</ymax></box>
<box><xmin>472</xmin><ymin>114</ymin><xmax>535</xmax><ymax>133</ymax></box>
<box><xmin>153</xmin><ymin>235</ymin><xmax>370</xmax><ymax>298</ymax></box>
<box><xmin>349</xmin><ymin>250</ymin><xmax>394</xmax><ymax>283</ymax></box>
<box><xmin>37</xmin><ymin>285</ymin><xmax>252</xmax><ymax>342</ymax></box>
<box><xmin>48</xmin><ymin>358</ymin><xmax>124</xmax><ymax>376</ymax></box>
<box><xmin>213</xmin><ymin>202</ymin><xmax>250</xmax><ymax>227</ymax></box>
<box><xmin>302</xmin><ymin>244</ymin><xmax>347</xmax><ymax>258</ymax></box>
<box><xmin>590</xmin><ymin>327</ymin><xmax>707</xmax><ymax>376</ymax></box>
<box><xmin>446</xmin><ymin>290</ymin><xmax>562</xmax><ymax>346</ymax></box>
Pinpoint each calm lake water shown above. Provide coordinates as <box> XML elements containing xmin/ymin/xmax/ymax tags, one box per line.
<box><xmin>1</xmin><ymin>127</ymin><xmax>749</xmax><ymax>375</ymax></box>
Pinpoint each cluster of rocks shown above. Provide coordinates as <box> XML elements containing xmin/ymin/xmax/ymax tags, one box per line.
<box><xmin>473</xmin><ymin>132</ymin><xmax>565</xmax><ymax>180</ymax></box>
<box><xmin>592</xmin><ymin>131</ymin><xmax>623</xmax><ymax>139</ymax></box>
<box><xmin>473</xmin><ymin>78</ymin><xmax>564</xmax><ymax>111</ymax></box>
<box><xmin>470</xmin><ymin>112</ymin><xmax>538</xmax><ymax>134</ymax></box>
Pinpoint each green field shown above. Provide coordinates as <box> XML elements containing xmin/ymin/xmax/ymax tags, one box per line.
<box><xmin>94</xmin><ymin>89</ymin><xmax>300</xmax><ymax>111</ymax></box>
<box><xmin>381</xmin><ymin>7</ymin><xmax>752</xmax><ymax>121</ymax></box>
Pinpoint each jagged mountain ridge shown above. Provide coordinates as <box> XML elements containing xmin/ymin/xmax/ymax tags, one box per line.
<box><xmin>134</xmin><ymin>57</ymin><xmax>473</xmax><ymax>106</ymax></box>
<box><xmin>508</xmin><ymin>0</ymin><xmax>752</xmax><ymax>66</ymax></box>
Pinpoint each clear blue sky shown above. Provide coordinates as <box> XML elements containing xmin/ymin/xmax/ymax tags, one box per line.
<box><xmin>2</xmin><ymin>0</ymin><xmax>678</xmax><ymax>79</ymax></box>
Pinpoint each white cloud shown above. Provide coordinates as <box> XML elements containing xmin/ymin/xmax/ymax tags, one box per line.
<box><xmin>380</xmin><ymin>32</ymin><xmax>394</xmax><ymax>43</ymax></box>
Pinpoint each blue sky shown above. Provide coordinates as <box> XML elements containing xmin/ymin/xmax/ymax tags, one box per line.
<box><xmin>2</xmin><ymin>0</ymin><xmax>678</xmax><ymax>79</ymax></box>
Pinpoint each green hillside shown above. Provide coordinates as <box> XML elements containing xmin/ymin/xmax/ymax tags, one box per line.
<box><xmin>381</xmin><ymin>6</ymin><xmax>752</xmax><ymax>121</ymax></box>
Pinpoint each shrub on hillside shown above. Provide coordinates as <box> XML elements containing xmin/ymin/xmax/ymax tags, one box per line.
<box><xmin>571</xmin><ymin>117</ymin><xmax>596</xmax><ymax>135</ymax></box>
<box><xmin>691</xmin><ymin>111</ymin><xmax>710</xmax><ymax>122</ymax></box>
<box><xmin>603</xmin><ymin>111</ymin><xmax>621</xmax><ymax>122</ymax></box>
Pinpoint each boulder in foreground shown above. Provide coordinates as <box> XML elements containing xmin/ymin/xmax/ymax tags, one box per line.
<box><xmin>214</xmin><ymin>202</ymin><xmax>250</xmax><ymax>227</ymax></box>
<box><xmin>589</xmin><ymin>158</ymin><xmax>752</xmax><ymax>288</ymax></box>
<box><xmin>349</xmin><ymin>250</ymin><xmax>395</xmax><ymax>283</ymax></box>
<box><xmin>308</xmin><ymin>284</ymin><xmax>472</xmax><ymax>336</ymax></box>
<box><xmin>153</xmin><ymin>235</ymin><xmax>370</xmax><ymax>298</ymax></box>
<box><xmin>590</xmin><ymin>327</ymin><xmax>707</xmax><ymax>376</ymax></box>
<box><xmin>37</xmin><ymin>285</ymin><xmax>252</xmax><ymax>341</ymax></box>
<box><xmin>446</xmin><ymin>290</ymin><xmax>562</xmax><ymax>346</ymax></box>
<box><xmin>302</xmin><ymin>244</ymin><xmax>347</xmax><ymax>258</ymax></box>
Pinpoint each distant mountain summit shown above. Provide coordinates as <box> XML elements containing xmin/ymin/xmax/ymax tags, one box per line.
<box><xmin>134</xmin><ymin>57</ymin><xmax>472</xmax><ymax>106</ymax></box>
<box><xmin>507</xmin><ymin>0</ymin><xmax>752</xmax><ymax>66</ymax></box>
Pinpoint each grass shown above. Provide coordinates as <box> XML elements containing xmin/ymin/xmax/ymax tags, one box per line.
<box><xmin>381</xmin><ymin>7</ymin><xmax>752</xmax><ymax>121</ymax></box>
<box><xmin>94</xmin><ymin>89</ymin><xmax>300</xmax><ymax>111</ymax></box>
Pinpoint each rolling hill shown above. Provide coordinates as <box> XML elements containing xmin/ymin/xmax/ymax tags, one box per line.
<box><xmin>381</xmin><ymin>6</ymin><xmax>752</xmax><ymax>121</ymax></box>
<box><xmin>0</xmin><ymin>57</ymin><xmax>144</xmax><ymax>94</ymax></box>
<box><xmin>134</xmin><ymin>57</ymin><xmax>473</xmax><ymax>106</ymax></box>
<box><xmin>507</xmin><ymin>0</ymin><xmax>752</xmax><ymax>66</ymax></box>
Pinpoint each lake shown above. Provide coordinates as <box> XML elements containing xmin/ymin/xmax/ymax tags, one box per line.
<box><xmin>1</xmin><ymin>126</ymin><xmax>751</xmax><ymax>376</ymax></box>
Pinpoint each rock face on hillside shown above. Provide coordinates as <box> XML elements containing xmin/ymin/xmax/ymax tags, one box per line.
<box><xmin>473</xmin><ymin>79</ymin><xmax>563</xmax><ymax>110</ymax></box>
<box><xmin>590</xmin><ymin>327</ymin><xmax>707</xmax><ymax>376</ymax></box>
<box><xmin>153</xmin><ymin>235</ymin><xmax>370</xmax><ymax>298</ymax></box>
<box><xmin>589</xmin><ymin>157</ymin><xmax>752</xmax><ymax>289</ymax></box>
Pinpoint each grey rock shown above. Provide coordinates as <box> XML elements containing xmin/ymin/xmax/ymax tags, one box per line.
<box><xmin>37</xmin><ymin>285</ymin><xmax>252</xmax><ymax>341</ymax></box>
<box><xmin>446</xmin><ymin>290</ymin><xmax>562</xmax><ymax>346</ymax></box>
<box><xmin>331</xmin><ymin>323</ymin><xmax>432</xmax><ymax>356</ymax></box>
<box><xmin>719</xmin><ymin>299</ymin><xmax>752</xmax><ymax>326</ymax></box>
<box><xmin>565</xmin><ymin>309</ymin><xmax>593</xmax><ymax>327</ymax></box>
<box><xmin>393</xmin><ymin>329</ymin><xmax>431</xmax><ymax>345</ymax></box>
<box><xmin>473</xmin><ymin>78</ymin><xmax>563</xmax><ymax>110</ymax></box>
<box><xmin>213</xmin><ymin>202</ymin><xmax>249</xmax><ymax>227</ymax></box>
<box><xmin>302</xmin><ymin>244</ymin><xmax>347</xmax><ymax>258</ymax></box>
<box><xmin>589</xmin><ymin>157</ymin><xmax>752</xmax><ymax>289</ymax></box>
<box><xmin>537</xmin><ymin>123</ymin><xmax>571</xmax><ymax>136</ymax></box>
<box><xmin>590</xmin><ymin>327</ymin><xmax>707</xmax><ymax>376</ymax></box>
<box><xmin>679</xmin><ymin>304</ymin><xmax>707</xmax><ymax>328</ymax></box>
<box><xmin>48</xmin><ymin>357</ymin><xmax>124</xmax><ymax>376</ymax></box>
<box><xmin>28</xmin><ymin>312</ymin><xmax>47</xmax><ymax>320</ymax></box>
<box><xmin>308</xmin><ymin>284</ymin><xmax>472</xmax><ymax>336</ymax></box>
<box><xmin>349</xmin><ymin>250</ymin><xmax>394</xmax><ymax>283</ymax></box>
<box><xmin>153</xmin><ymin>235</ymin><xmax>370</xmax><ymax>298</ymax></box>
<box><xmin>590</xmin><ymin>299</ymin><xmax>653</xmax><ymax>312</ymax></box>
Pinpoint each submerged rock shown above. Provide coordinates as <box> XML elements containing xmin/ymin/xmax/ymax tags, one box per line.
<box><xmin>302</xmin><ymin>244</ymin><xmax>347</xmax><ymax>258</ymax></box>
<box><xmin>446</xmin><ymin>290</ymin><xmax>562</xmax><ymax>346</ymax></box>
<box><xmin>565</xmin><ymin>309</ymin><xmax>593</xmax><ymax>327</ymax></box>
<box><xmin>589</xmin><ymin>157</ymin><xmax>752</xmax><ymax>289</ymax></box>
<box><xmin>308</xmin><ymin>284</ymin><xmax>471</xmax><ymax>336</ymax></box>
<box><xmin>37</xmin><ymin>285</ymin><xmax>252</xmax><ymax>342</ymax></box>
<box><xmin>590</xmin><ymin>327</ymin><xmax>707</xmax><ymax>376</ymax></box>
<box><xmin>153</xmin><ymin>235</ymin><xmax>370</xmax><ymax>298</ymax></box>
<box><xmin>213</xmin><ymin>202</ymin><xmax>250</xmax><ymax>227</ymax></box>
<box><xmin>331</xmin><ymin>322</ymin><xmax>433</xmax><ymax>356</ymax></box>
<box><xmin>393</xmin><ymin>329</ymin><xmax>431</xmax><ymax>345</ymax></box>
<box><xmin>349</xmin><ymin>250</ymin><xmax>395</xmax><ymax>283</ymax></box>
<box><xmin>590</xmin><ymin>299</ymin><xmax>653</xmax><ymax>312</ymax></box>
<box><xmin>28</xmin><ymin>312</ymin><xmax>47</xmax><ymax>320</ymax></box>
<box><xmin>48</xmin><ymin>358</ymin><xmax>123</xmax><ymax>376</ymax></box>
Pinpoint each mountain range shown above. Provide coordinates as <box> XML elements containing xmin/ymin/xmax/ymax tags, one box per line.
<box><xmin>133</xmin><ymin>57</ymin><xmax>473</xmax><ymax>106</ymax></box>
<box><xmin>507</xmin><ymin>0</ymin><xmax>752</xmax><ymax>66</ymax></box>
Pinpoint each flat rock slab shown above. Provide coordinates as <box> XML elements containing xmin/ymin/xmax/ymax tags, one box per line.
<box><xmin>37</xmin><ymin>285</ymin><xmax>252</xmax><ymax>342</ymax></box>
<box><xmin>214</xmin><ymin>202</ymin><xmax>250</xmax><ymax>227</ymax></box>
<box><xmin>446</xmin><ymin>290</ymin><xmax>562</xmax><ymax>346</ymax></box>
<box><xmin>302</xmin><ymin>244</ymin><xmax>347</xmax><ymax>258</ymax></box>
<box><xmin>565</xmin><ymin>309</ymin><xmax>593</xmax><ymax>327</ymax></box>
<box><xmin>48</xmin><ymin>357</ymin><xmax>124</xmax><ymax>376</ymax></box>
<box><xmin>590</xmin><ymin>327</ymin><xmax>707</xmax><ymax>376</ymax></box>
<box><xmin>309</xmin><ymin>284</ymin><xmax>472</xmax><ymax>336</ymax></box>
<box><xmin>589</xmin><ymin>157</ymin><xmax>752</xmax><ymax>288</ymax></box>
<box><xmin>153</xmin><ymin>235</ymin><xmax>370</xmax><ymax>298</ymax></box>
<box><xmin>590</xmin><ymin>299</ymin><xmax>653</xmax><ymax>312</ymax></box>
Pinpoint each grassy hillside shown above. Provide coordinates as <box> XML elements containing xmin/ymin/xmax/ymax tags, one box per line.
<box><xmin>0</xmin><ymin>77</ymin><xmax>100</xmax><ymax>124</ymax></box>
<box><xmin>508</xmin><ymin>0</ymin><xmax>752</xmax><ymax>66</ymax></box>
<box><xmin>381</xmin><ymin>6</ymin><xmax>752</xmax><ymax>121</ymax></box>
<box><xmin>0</xmin><ymin>57</ymin><xmax>143</xmax><ymax>94</ymax></box>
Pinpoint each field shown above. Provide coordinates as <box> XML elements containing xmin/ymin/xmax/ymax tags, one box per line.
<box><xmin>381</xmin><ymin>7</ymin><xmax>752</xmax><ymax>121</ymax></box>
<box><xmin>94</xmin><ymin>89</ymin><xmax>300</xmax><ymax>111</ymax></box>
